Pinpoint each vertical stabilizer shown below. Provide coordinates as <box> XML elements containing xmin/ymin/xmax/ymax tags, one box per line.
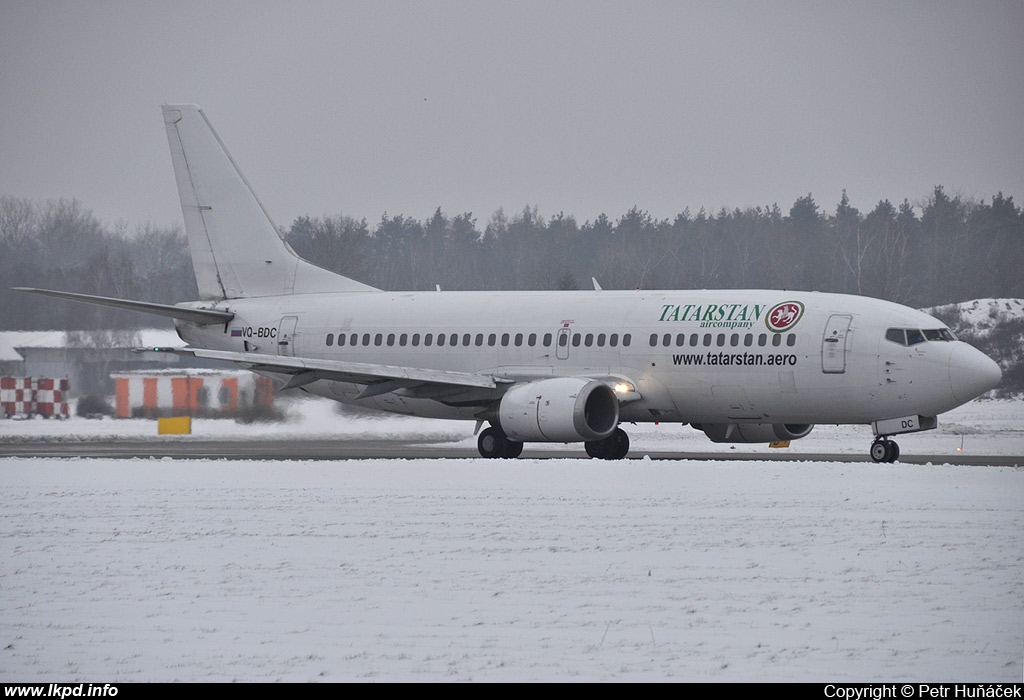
<box><xmin>162</xmin><ymin>104</ymin><xmax>376</xmax><ymax>299</ymax></box>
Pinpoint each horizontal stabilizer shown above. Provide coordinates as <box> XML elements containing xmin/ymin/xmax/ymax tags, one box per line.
<box><xmin>12</xmin><ymin>288</ymin><xmax>234</xmax><ymax>325</ymax></box>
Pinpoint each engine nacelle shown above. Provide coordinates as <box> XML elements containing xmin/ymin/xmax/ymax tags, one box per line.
<box><xmin>697</xmin><ymin>422</ymin><xmax>814</xmax><ymax>443</ymax></box>
<box><xmin>498</xmin><ymin>377</ymin><xmax>619</xmax><ymax>442</ymax></box>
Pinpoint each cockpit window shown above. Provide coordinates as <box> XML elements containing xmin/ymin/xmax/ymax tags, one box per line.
<box><xmin>906</xmin><ymin>328</ymin><xmax>926</xmax><ymax>345</ymax></box>
<box><xmin>885</xmin><ymin>327</ymin><xmax>957</xmax><ymax>346</ymax></box>
<box><xmin>885</xmin><ymin>328</ymin><xmax>906</xmax><ymax>345</ymax></box>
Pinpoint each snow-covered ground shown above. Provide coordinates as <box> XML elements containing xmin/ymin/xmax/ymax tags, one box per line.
<box><xmin>1</xmin><ymin>398</ymin><xmax>1022</xmax><ymax>682</ymax></box>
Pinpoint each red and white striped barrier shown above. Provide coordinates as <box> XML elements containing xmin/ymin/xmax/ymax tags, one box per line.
<box><xmin>33</xmin><ymin>377</ymin><xmax>70</xmax><ymax>419</ymax></box>
<box><xmin>1</xmin><ymin>376</ymin><xmax>35</xmax><ymax>418</ymax></box>
<box><xmin>111</xmin><ymin>371</ymin><xmax>274</xmax><ymax>418</ymax></box>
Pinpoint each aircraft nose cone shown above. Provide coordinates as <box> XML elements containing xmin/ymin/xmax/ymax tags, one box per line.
<box><xmin>948</xmin><ymin>343</ymin><xmax>1002</xmax><ymax>403</ymax></box>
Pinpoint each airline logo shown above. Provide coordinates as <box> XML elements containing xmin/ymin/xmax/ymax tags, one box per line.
<box><xmin>658</xmin><ymin>302</ymin><xmax>765</xmax><ymax>329</ymax></box>
<box><xmin>766</xmin><ymin>301</ymin><xmax>804</xmax><ymax>332</ymax></box>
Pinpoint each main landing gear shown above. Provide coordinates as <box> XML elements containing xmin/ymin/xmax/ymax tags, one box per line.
<box><xmin>477</xmin><ymin>426</ymin><xmax>524</xmax><ymax>459</ymax></box>
<box><xmin>475</xmin><ymin>425</ymin><xmax>631</xmax><ymax>460</ymax></box>
<box><xmin>870</xmin><ymin>437</ymin><xmax>900</xmax><ymax>463</ymax></box>
<box><xmin>585</xmin><ymin>428</ymin><xmax>630</xmax><ymax>460</ymax></box>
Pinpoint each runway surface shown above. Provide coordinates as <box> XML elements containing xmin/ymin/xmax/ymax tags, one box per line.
<box><xmin>1</xmin><ymin>438</ymin><xmax>1018</xmax><ymax>465</ymax></box>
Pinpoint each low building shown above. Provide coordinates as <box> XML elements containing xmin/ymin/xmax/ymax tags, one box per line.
<box><xmin>0</xmin><ymin>329</ymin><xmax>220</xmax><ymax>398</ymax></box>
<box><xmin>111</xmin><ymin>369</ymin><xmax>275</xmax><ymax>419</ymax></box>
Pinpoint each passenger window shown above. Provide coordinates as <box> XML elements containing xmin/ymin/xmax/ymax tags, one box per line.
<box><xmin>501</xmin><ymin>333</ymin><xmax>510</xmax><ymax>346</ymax></box>
<box><xmin>689</xmin><ymin>334</ymin><xmax>699</xmax><ymax>347</ymax></box>
<box><xmin>338</xmin><ymin>333</ymin><xmax>347</xmax><ymax>347</ymax></box>
<box><xmin>514</xmin><ymin>333</ymin><xmax>523</xmax><ymax>347</ymax></box>
<box><xmin>487</xmin><ymin>333</ymin><xmax>496</xmax><ymax>346</ymax></box>
<box><xmin>649</xmin><ymin>333</ymin><xmax>658</xmax><ymax>347</ymax></box>
<box><xmin>424</xmin><ymin>333</ymin><xmax>432</xmax><ymax>346</ymax></box>
<box><xmin>462</xmin><ymin>334</ymin><xmax>471</xmax><ymax>346</ymax></box>
<box><xmin>474</xmin><ymin>333</ymin><xmax>484</xmax><ymax>347</ymax></box>
<box><xmin>362</xmin><ymin>333</ymin><xmax>371</xmax><ymax>346</ymax></box>
<box><xmin>623</xmin><ymin>334</ymin><xmax>631</xmax><ymax>347</ymax></box>
<box><xmin>410</xmin><ymin>333</ymin><xmax>419</xmax><ymax>347</ymax></box>
<box><xmin>597</xmin><ymin>333</ymin><xmax>606</xmax><ymax>347</ymax></box>
<box><xmin>572</xmin><ymin>333</ymin><xmax>582</xmax><ymax>347</ymax></box>
<box><xmin>437</xmin><ymin>333</ymin><xmax>446</xmax><ymax>347</ymax></box>
<box><xmin>787</xmin><ymin>334</ymin><xmax>796</xmax><ymax>347</ymax></box>
<box><xmin>772</xmin><ymin>334</ymin><xmax>782</xmax><ymax>347</ymax></box>
<box><xmin>559</xmin><ymin>333</ymin><xmax>568</xmax><ymax>347</ymax></box>
<box><xmin>399</xmin><ymin>333</ymin><xmax>408</xmax><ymax>346</ymax></box>
<box><xmin>744</xmin><ymin>333</ymin><xmax>752</xmax><ymax>347</ymax></box>
<box><xmin>730</xmin><ymin>334</ymin><xmax>739</xmax><ymax>347</ymax></box>
<box><xmin>387</xmin><ymin>333</ymin><xmax>395</xmax><ymax>346</ymax></box>
<box><xmin>758</xmin><ymin>333</ymin><xmax>767</xmax><ymax>347</ymax></box>
<box><xmin>716</xmin><ymin>333</ymin><xmax>726</xmax><ymax>347</ymax></box>
<box><xmin>529</xmin><ymin>333</ymin><xmax>538</xmax><ymax>347</ymax></box>
<box><xmin>374</xmin><ymin>333</ymin><xmax>383</xmax><ymax>346</ymax></box>
<box><xmin>584</xmin><ymin>333</ymin><xmax>593</xmax><ymax>347</ymax></box>
<box><xmin>543</xmin><ymin>333</ymin><xmax>552</xmax><ymax>347</ymax></box>
<box><xmin>326</xmin><ymin>333</ymin><xmax>334</xmax><ymax>347</ymax></box>
<box><xmin>703</xmin><ymin>334</ymin><xmax>712</xmax><ymax>347</ymax></box>
<box><xmin>609</xmin><ymin>333</ymin><xmax>618</xmax><ymax>347</ymax></box>
<box><xmin>676</xmin><ymin>334</ymin><xmax>686</xmax><ymax>346</ymax></box>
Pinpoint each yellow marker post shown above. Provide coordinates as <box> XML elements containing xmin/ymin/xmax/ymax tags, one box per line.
<box><xmin>158</xmin><ymin>416</ymin><xmax>192</xmax><ymax>435</ymax></box>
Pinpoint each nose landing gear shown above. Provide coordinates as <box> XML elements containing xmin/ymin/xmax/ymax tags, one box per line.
<box><xmin>870</xmin><ymin>437</ymin><xmax>900</xmax><ymax>463</ymax></box>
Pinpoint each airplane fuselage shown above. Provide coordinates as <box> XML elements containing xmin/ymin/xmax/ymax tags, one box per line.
<box><xmin>177</xmin><ymin>288</ymin><xmax>995</xmax><ymax>429</ymax></box>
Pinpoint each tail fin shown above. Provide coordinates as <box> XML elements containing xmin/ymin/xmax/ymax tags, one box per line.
<box><xmin>162</xmin><ymin>104</ymin><xmax>377</xmax><ymax>299</ymax></box>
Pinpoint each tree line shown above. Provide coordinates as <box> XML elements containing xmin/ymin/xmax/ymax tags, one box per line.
<box><xmin>2</xmin><ymin>186</ymin><xmax>1021</xmax><ymax>332</ymax></box>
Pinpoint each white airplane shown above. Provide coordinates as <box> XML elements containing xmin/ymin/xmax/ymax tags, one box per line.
<box><xmin>15</xmin><ymin>104</ymin><xmax>1003</xmax><ymax>462</ymax></box>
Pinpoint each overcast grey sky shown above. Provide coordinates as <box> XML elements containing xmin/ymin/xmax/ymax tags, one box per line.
<box><xmin>2</xmin><ymin>1</ymin><xmax>1022</xmax><ymax>231</ymax></box>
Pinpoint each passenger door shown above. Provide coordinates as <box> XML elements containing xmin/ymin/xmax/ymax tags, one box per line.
<box><xmin>278</xmin><ymin>316</ymin><xmax>298</xmax><ymax>357</ymax></box>
<box><xmin>821</xmin><ymin>314</ymin><xmax>852</xmax><ymax>373</ymax></box>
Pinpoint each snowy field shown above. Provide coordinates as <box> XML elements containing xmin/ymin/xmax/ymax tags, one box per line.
<box><xmin>1</xmin><ymin>398</ymin><xmax>1022</xmax><ymax>682</ymax></box>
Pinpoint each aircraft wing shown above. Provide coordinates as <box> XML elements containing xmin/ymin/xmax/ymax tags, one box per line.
<box><xmin>145</xmin><ymin>346</ymin><xmax>507</xmax><ymax>399</ymax></box>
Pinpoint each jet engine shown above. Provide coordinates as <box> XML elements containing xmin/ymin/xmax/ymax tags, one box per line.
<box><xmin>498</xmin><ymin>377</ymin><xmax>619</xmax><ymax>442</ymax></box>
<box><xmin>695</xmin><ymin>422</ymin><xmax>814</xmax><ymax>443</ymax></box>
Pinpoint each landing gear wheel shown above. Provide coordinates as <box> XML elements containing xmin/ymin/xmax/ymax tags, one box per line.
<box><xmin>478</xmin><ymin>426</ymin><xmax>504</xmax><ymax>458</ymax></box>
<box><xmin>585</xmin><ymin>428</ymin><xmax>630</xmax><ymax>460</ymax></box>
<box><xmin>477</xmin><ymin>426</ymin><xmax>523</xmax><ymax>459</ymax></box>
<box><xmin>870</xmin><ymin>440</ymin><xmax>887</xmax><ymax>463</ymax></box>
<box><xmin>870</xmin><ymin>438</ymin><xmax>900</xmax><ymax>463</ymax></box>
